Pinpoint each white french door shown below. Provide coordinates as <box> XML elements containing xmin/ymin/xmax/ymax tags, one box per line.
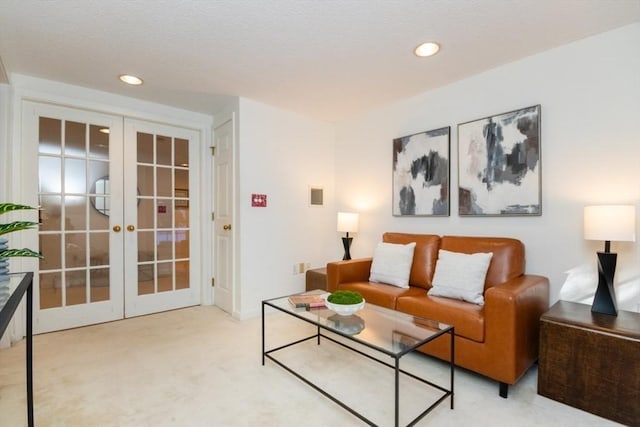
<box><xmin>123</xmin><ymin>119</ymin><xmax>200</xmax><ymax>317</ymax></box>
<box><xmin>23</xmin><ymin>102</ymin><xmax>200</xmax><ymax>333</ymax></box>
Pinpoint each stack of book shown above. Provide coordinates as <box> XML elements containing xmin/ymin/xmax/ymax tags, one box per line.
<box><xmin>288</xmin><ymin>294</ymin><xmax>326</xmax><ymax>309</ymax></box>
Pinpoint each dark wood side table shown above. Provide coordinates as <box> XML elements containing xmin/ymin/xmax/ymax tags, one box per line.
<box><xmin>305</xmin><ymin>267</ymin><xmax>327</xmax><ymax>291</ymax></box>
<box><xmin>538</xmin><ymin>300</ymin><xmax>639</xmax><ymax>426</ymax></box>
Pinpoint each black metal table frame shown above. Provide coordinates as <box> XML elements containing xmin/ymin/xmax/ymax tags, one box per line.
<box><xmin>0</xmin><ymin>272</ymin><xmax>35</xmax><ymax>427</ymax></box>
<box><xmin>262</xmin><ymin>298</ymin><xmax>454</xmax><ymax>427</ymax></box>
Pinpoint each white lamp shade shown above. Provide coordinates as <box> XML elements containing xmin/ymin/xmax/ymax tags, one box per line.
<box><xmin>584</xmin><ymin>205</ymin><xmax>636</xmax><ymax>242</ymax></box>
<box><xmin>337</xmin><ymin>212</ymin><xmax>359</xmax><ymax>233</ymax></box>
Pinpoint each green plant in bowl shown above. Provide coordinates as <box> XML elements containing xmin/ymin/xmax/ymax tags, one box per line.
<box><xmin>327</xmin><ymin>290</ymin><xmax>364</xmax><ymax>305</ymax></box>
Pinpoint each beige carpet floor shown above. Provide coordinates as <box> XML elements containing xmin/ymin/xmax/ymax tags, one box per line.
<box><xmin>0</xmin><ymin>305</ymin><xmax>621</xmax><ymax>426</ymax></box>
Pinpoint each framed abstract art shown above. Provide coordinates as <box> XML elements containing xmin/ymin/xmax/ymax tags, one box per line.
<box><xmin>392</xmin><ymin>126</ymin><xmax>450</xmax><ymax>216</ymax></box>
<box><xmin>458</xmin><ymin>105</ymin><xmax>541</xmax><ymax>216</ymax></box>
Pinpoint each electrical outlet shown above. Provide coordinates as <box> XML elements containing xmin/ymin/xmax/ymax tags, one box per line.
<box><xmin>298</xmin><ymin>263</ymin><xmax>305</xmax><ymax>274</ymax></box>
<box><xmin>292</xmin><ymin>264</ymin><xmax>298</xmax><ymax>275</ymax></box>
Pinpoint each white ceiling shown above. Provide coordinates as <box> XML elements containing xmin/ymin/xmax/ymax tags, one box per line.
<box><xmin>0</xmin><ymin>0</ymin><xmax>638</xmax><ymax>122</ymax></box>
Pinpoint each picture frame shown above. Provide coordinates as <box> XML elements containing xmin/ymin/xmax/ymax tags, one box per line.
<box><xmin>392</xmin><ymin>126</ymin><xmax>450</xmax><ymax>216</ymax></box>
<box><xmin>457</xmin><ymin>105</ymin><xmax>541</xmax><ymax>216</ymax></box>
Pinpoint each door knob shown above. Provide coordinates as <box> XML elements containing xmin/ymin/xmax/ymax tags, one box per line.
<box><xmin>127</xmin><ymin>225</ymin><xmax>135</xmax><ymax>232</ymax></box>
<box><xmin>223</xmin><ymin>224</ymin><xmax>232</xmax><ymax>231</ymax></box>
<box><xmin>113</xmin><ymin>225</ymin><xmax>122</xmax><ymax>232</ymax></box>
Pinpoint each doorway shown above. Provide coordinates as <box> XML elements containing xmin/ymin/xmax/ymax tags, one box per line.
<box><xmin>23</xmin><ymin>102</ymin><xmax>201</xmax><ymax>333</ymax></box>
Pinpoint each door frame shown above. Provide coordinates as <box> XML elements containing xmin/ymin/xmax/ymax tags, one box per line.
<box><xmin>8</xmin><ymin>75</ymin><xmax>215</xmax><ymax>333</ymax></box>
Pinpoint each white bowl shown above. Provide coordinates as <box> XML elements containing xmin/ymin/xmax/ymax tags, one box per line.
<box><xmin>324</xmin><ymin>298</ymin><xmax>365</xmax><ymax>316</ymax></box>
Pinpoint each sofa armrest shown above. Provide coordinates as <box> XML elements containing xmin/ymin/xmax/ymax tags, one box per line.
<box><xmin>484</xmin><ymin>274</ymin><xmax>550</xmax><ymax>381</ymax></box>
<box><xmin>326</xmin><ymin>258</ymin><xmax>373</xmax><ymax>292</ymax></box>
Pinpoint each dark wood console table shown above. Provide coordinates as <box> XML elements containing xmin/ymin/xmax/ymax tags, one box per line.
<box><xmin>538</xmin><ymin>300</ymin><xmax>639</xmax><ymax>426</ymax></box>
<box><xmin>0</xmin><ymin>272</ymin><xmax>35</xmax><ymax>427</ymax></box>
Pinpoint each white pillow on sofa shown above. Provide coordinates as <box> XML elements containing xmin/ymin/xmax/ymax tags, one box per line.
<box><xmin>369</xmin><ymin>242</ymin><xmax>416</xmax><ymax>288</ymax></box>
<box><xmin>428</xmin><ymin>249</ymin><xmax>493</xmax><ymax>305</ymax></box>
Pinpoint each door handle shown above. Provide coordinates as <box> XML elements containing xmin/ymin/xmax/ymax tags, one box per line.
<box><xmin>113</xmin><ymin>225</ymin><xmax>122</xmax><ymax>232</ymax></box>
<box><xmin>127</xmin><ymin>225</ymin><xmax>135</xmax><ymax>232</ymax></box>
<box><xmin>223</xmin><ymin>224</ymin><xmax>232</xmax><ymax>231</ymax></box>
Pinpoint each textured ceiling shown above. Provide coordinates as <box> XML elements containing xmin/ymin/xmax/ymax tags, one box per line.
<box><xmin>0</xmin><ymin>0</ymin><xmax>638</xmax><ymax>122</ymax></box>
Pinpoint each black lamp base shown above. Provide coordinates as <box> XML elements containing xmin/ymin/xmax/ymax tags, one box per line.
<box><xmin>341</xmin><ymin>237</ymin><xmax>353</xmax><ymax>260</ymax></box>
<box><xmin>591</xmin><ymin>251</ymin><xmax>618</xmax><ymax>316</ymax></box>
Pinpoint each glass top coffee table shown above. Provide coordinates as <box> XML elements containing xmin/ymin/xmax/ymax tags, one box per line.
<box><xmin>262</xmin><ymin>291</ymin><xmax>454</xmax><ymax>426</ymax></box>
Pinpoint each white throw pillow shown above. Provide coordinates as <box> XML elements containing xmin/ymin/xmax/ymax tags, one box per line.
<box><xmin>428</xmin><ymin>249</ymin><xmax>493</xmax><ymax>305</ymax></box>
<box><xmin>369</xmin><ymin>242</ymin><xmax>416</xmax><ymax>288</ymax></box>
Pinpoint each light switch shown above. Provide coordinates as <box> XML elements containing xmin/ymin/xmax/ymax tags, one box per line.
<box><xmin>252</xmin><ymin>194</ymin><xmax>267</xmax><ymax>207</ymax></box>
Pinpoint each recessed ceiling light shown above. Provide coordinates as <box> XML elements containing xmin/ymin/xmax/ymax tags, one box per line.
<box><xmin>99</xmin><ymin>128</ymin><xmax>110</xmax><ymax>134</ymax></box>
<box><xmin>414</xmin><ymin>42</ymin><xmax>440</xmax><ymax>57</ymax></box>
<box><xmin>119</xmin><ymin>74</ymin><xmax>143</xmax><ymax>85</ymax></box>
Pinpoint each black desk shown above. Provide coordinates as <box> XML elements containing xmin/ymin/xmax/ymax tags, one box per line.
<box><xmin>0</xmin><ymin>272</ymin><xmax>34</xmax><ymax>427</ymax></box>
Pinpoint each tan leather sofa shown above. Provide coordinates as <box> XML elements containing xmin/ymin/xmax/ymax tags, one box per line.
<box><xmin>326</xmin><ymin>232</ymin><xmax>549</xmax><ymax>398</ymax></box>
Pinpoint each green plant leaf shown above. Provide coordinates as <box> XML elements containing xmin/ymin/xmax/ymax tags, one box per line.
<box><xmin>0</xmin><ymin>248</ymin><xmax>43</xmax><ymax>258</ymax></box>
<box><xmin>0</xmin><ymin>221</ymin><xmax>39</xmax><ymax>236</ymax></box>
<box><xmin>0</xmin><ymin>203</ymin><xmax>36</xmax><ymax>216</ymax></box>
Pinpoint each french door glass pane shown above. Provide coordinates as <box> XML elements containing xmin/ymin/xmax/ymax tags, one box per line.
<box><xmin>39</xmin><ymin>195</ymin><xmax>61</xmax><ymax>231</ymax></box>
<box><xmin>176</xmin><ymin>261</ymin><xmax>189</xmax><ymax>289</ymax></box>
<box><xmin>89</xmin><ymin>125</ymin><xmax>109</xmax><ymax>159</ymax></box>
<box><xmin>64</xmin><ymin>158</ymin><xmax>86</xmax><ymax>193</ymax></box>
<box><xmin>157</xmin><ymin>168</ymin><xmax>172</xmax><ymax>197</ymax></box>
<box><xmin>66</xmin><ymin>270</ymin><xmax>86</xmax><ymax>305</ymax></box>
<box><xmin>65</xmin><ymin>233</ymin><xmax>86</xmax><ymax>268</ymax></box>
<box><xmin>136</xmin><ymin>199</ymin><xmax>153</xmax><ymax>230</ymax></box>
<box><xmin>90</xmin><ymin>268</ymin><xmax>109</xmax><ymax>302</ymax></box>
<box><xmin>157</xmin><ymin>135</ymin><xmax>172</xmax><ymax>165</ymax></box>
<box><xmin>90</xmin><ymin>233</ymin><xmax>109</xmax><ymax>266</ymax></box>
<box><xmin>175</xmin><ymin>138</ymin><xmax>188</xmax><ymax>166</ymax></box>
<box><xmin>64</xmin><ymin>196</ymin><xmax>86</xmax><ymax>230</ymax></box>
<box><xmin>65</xmin><ymin>121</ymin><xmax>86</xmax><ymax>156</ymax></box>
<box><xmin>138</xmin><ymin>231</ymin><xmax>154</xmax><ymax>262</ymax></box>
<box><xmin>137</xmin><ymin>132</ymin><xmax>153</xmax><ymax>163</ymax></box>
<box><xmin>39</xmin><ymin>233</ymin><xmax>61</xmax><ymax>270</ymax></box>
<box><xmin>39</xmin><ymin>157</ymin><xmax>61</xmax><ymax>193</ymax></box>
<box><xmin>38</xmin><ymin>117</ymin><xmax>61</xmax><ymax>155</ymax></box>
<box><xmin>39</xmin><ymin>272</ymin><xmax>61</xmax><ymax>309</ymax></box>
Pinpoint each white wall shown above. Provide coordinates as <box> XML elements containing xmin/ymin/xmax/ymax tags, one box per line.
<box><xmin>334</xmin><ymin>24</ymin><xmax>640</xmax><ymax>309</ymax></box>
<box><xmin>236</xmin><ymin>98</ymin><xmax>335</xmax><ymax>317</ymax></box>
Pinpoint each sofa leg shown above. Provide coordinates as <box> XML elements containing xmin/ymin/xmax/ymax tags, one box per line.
<box><xmin>499</xmin><ymin>382</ymin><xmax>508</xmax><ymax>398</ymax></box>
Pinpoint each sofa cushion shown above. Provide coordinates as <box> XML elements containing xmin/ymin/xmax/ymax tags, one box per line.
<box><xmin>369</xmin><ymin>241</ymin><xmax>416</xmax><ymax>288</ymax></box>
<box><xmin>440</xmin><ymin>236</ymin><xmax>524</xmax><ymax>290</ymax></box>
<box><xmin>428</xmin><ymin>250</ymin><xmax>493</xmax><ymax>305</ymax></box>
<box><xmin>336</xmin><ymin>281</ymin><xmax>425</xmax><ymax>309</ymax></box>
<box><xmin>396</xmin><ymin>293</ymin><xmax>486</xmax><ymax>343</ymax></box>
<box><xmin>382</xmin><ymin>233</ymin><xmax>440</xmax><ymax>289</ymax></box>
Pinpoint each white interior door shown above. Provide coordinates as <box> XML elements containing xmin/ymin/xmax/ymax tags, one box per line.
<box><xmin>24</xmin><ymin>102</ymin><xmax>125</xmax><ymax>333</ymax></box>
<box><xmin>25</xmin><ymin>103</ymin><xmax>201</xmax><ymax>333</ymax></box>
<box><xmin>213</xmin><ymin>119</ymin><xmax>234</xmax><ymax>314</ymax></box>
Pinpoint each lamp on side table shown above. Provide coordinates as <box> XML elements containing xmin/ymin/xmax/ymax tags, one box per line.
<box><xmin>337</xmin><ymin>212</ymin><xmax>359</xmax><ymax>260</ymax></box>
<box><xmin>583</xmin><ymin>205</ymin><xmax>636</xmax><ymax>316</ymax></box>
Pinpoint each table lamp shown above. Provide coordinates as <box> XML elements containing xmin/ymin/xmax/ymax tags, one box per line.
<box><xmin>337</xmin><ymin>212</ymin><xmax>359</xmax><ymax>260</ymax></box>
<box><xmin>583</xmin><ymin>205</ymin><xmax>636</xmax><ymax>316</ymax></box>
